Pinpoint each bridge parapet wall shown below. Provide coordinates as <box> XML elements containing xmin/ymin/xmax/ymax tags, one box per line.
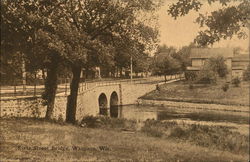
<box><xmin>1</xmin><ymin>79</ymin><xmax>182</xmax><ymax>121</ymax></box>
<box><xmin>120</xmin><ymin>83</ymin><xmax>156</xmax><ymax>105</ymax></box>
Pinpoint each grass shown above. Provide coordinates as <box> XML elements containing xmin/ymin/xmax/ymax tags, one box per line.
<box><xmin>141</xmin><ymin>80</ymin><xmax>250</xmax><ymax>106</ymax></box>
<box><xmin>141</xmin><ymin>120</ymin><xmax>249</xmax><ymax>155</ymax></box>
<box><xmin>0</xmin><ymin>118</ymin><xmax>248</xmax><ymax>161</ymax></box>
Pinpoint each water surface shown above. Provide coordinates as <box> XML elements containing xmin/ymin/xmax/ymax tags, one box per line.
<box><xmin>113</xmin><ymin>105</ymin><xmax>249</xmax><ymax>125</ymax></box>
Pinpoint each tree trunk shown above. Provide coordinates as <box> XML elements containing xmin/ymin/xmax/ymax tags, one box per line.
<box><xmin>164</xmin><ymin>74</ymin><xmax>167</xmax><ymax>83</ymax></box>
<box><xmin>42</xmin><ymin>68</ymin><xmax>46</xmax><ymax>80</ymax></box>
<box><xmin>66</xmin><ymin>65</ymin><xmax>81</xmax><ymax>123</ymax></box>
<box><xmin>44</xmin><ymin>57</ymin><xmax>59</xmax><ymax>120</ymax></box>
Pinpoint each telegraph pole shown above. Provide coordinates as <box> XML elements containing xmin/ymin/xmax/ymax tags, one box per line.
<box><xmin>248</xmin><ymin>16</ymin><xmax>250</xmax><ymax>58</ymax></box>
<box><xmin>22</xmin><ymin>56</ymin><xmax>27</xmax><ymax>95</ymax></box>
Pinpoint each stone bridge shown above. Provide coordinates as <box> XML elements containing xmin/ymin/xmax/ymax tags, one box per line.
<box><xmin>0</xmin><ymin>74</ymin><xmax>184</xmax><ymax>121</ymax></box>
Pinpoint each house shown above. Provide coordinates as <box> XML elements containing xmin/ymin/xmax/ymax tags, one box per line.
<box><xmin>187</xmin><ymin>48</ymin><xmax>234</xmax><ymax>80</ymax></box>
<box><xmin>232</xmin><ymin>54</ymin><xmax>250</xmax><ymax>79</ymax></box>
<box><xmin>187</xmin><ymin>48</ymin><xmax>250</xmax><ymax>80</ymax></box>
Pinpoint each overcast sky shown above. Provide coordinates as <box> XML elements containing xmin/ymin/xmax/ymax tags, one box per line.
<box><xmin>157</xmin><ymin>1</ymin><xmax>249</xmax><ymax>51</ymax></box>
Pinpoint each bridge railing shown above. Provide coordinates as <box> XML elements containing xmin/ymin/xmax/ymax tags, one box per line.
<box><xmin>0</xmin><ymin>73</ymin><xmax>185</xmax><ymax>99</ymax></box>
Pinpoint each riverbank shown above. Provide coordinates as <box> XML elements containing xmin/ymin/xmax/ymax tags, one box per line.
<box><xmin>141</xmin><ymin>80</ymin><xmax>250</xmax><ymax>106</ymax></box>
<box><xmin>137</xmin><ymin>99</ymin><xmax>249</xmax><ymax>112</ymax></box>
<box><xmin>0</xmin><ymin>118</ymin><xmax>248</xmax><ymax>161</ymax></box>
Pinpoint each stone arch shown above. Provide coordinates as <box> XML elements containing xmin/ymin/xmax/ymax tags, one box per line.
<box><xmin>110</xmin><ymin>91</ymin><xmax>119</xmax><ymax>118</ymax></box>
<box><xmin>98</xmin><ymin>93</ymin><xmax>108</xmax><ymax>115</ymax></box>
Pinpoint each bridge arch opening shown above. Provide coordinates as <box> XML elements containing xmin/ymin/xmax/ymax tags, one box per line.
<box><xmin>98</xmin><ymin>93</ymin><xmax>108</xmax><ymax>116</ymax></box>
<box><xmin>110</xmin><ymin>91</ymin><xmax>119</xmax><ymax>118</ymax></box>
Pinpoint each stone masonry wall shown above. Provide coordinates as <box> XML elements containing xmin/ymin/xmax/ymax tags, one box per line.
<box><xmin>0</xmin><ymin>96</ymin><xmax>68</xmax><ymax>120</ymax></box>
<box><xmin>0</xmin><ymin>97</ymin><xmax>46</xmax><ymax>118</ymax></box>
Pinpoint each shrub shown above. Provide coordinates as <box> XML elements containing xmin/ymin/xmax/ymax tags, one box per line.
<box><xmin>184</xmin><ymin>71</ymin><xmax>197</xmax><ymax>81</ymax></box>
<box><xmin>231</xmin><ymin>77</ymin><xmax>241</xmax><ymax>87</ymax></box>
<box><xmin>207</xmin><ymin>56</ymin><xmax>228</xmax><ymax>78</ymax></box>
<box><xmin>222</xmin><ymin>83</ymin><xmax>229</xmax><ymax>92</ymax></box>
<box><xmin>81</xmin><ymin>116</ymin><xmax>101</xmax><ymax>128</ymax></box>
<box><xmin>243</xmin><ymin>64</ymin><xmax>250</xmax><ymax>81</ymax></box>
<box><xmin>141</xmin><ymin>126</ymin><xmax>164</xmax><ymax>137</ymax></box>
<box><xmin>57</xmin><ymin>114</ymin><xmax>64</xmax><ymax>124</ymax></box>
<box><xmin>189</xmin><ymin>83</ymin><xmax>194</xmax><ymax>89</ymax></box>
<box><xmin>196</xmin><ymin>68</ymin><xmax>217</xmax><ymax>84</ymax></box>
<box><xmin>141</xmin><ymin>120</ymin><xmax>164</xmax><ymax>137</ymax></box>
<box><xmin>170</xmin><ymin>127</ymin><xmax>186</xmax><ymax>138</ymax></box>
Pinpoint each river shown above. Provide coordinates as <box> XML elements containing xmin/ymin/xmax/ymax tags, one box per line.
<box><xmin>111</xmin><ymin>104</ymin><xmax>249</xmax><ymax>125</ymax></box>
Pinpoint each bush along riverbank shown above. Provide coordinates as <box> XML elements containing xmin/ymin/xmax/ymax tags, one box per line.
<box><xmin>80</xmin><ymin>116</ymin><xmax>249</xmax><ymax>155</ymax></box>
<box><xmin>1</xmin><ymin>117</ymin><xmax>248</xmax><ymax>161</ymax></box>
<box><xmin>141</xmin><ymin>120</ymin><xmax>249</xmax><ymax>155</ymax></box>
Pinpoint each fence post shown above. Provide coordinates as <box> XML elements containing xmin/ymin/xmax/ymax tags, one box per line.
<box><xmin>14</xmin><ymin>79</ymin><xmax>16</xmax><ymax>97</ymax></box>
<box><xmin>65</xmin><ymin>78</ymin><xmax>67</xmax><ymax>95</ymax></box>
<box><xmin>81</xmin><ymin>79</ymin><xmax>84</xmax><ymax>91</ymax></box>
<box><xmin>34</xmin><ymin>73</ymin><xmax>37</xmax><ymax>97</ymax></box>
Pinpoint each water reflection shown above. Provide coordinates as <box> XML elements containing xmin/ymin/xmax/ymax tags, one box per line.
<box><xmin>117</xmin><ymin>105</ymin><xmax>157</xmax><ymax>121</ymax></box>
<box><xmin>116</xmin><ymin>105</ymin><xmax>249</xmax><ymax>124</ymax></box>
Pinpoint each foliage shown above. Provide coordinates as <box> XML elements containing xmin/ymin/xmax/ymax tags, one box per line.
<box><xmin>141</xmin><ymin>120</ymin><xmax>164</xmax><ymax>137</ymax></box>
<box><xmin>189</xmin><ymin>83</ymin><xmax>194</xmax><ymax>89</ymax></box>
<box><xmin>173</xmin><ymin>43</ymin><xmax>196</xmax><ymax>71</ymax></box>
<box><xmin>185</xmin><ymin>71</ymin><xmax>198</xmax><ymax>81</ymax></box>
<box><xmin>243</xmin><ymin>64</ymin><xmax>250</xmax><ymax>81</ymax></box>
<box><xmin>152</xmin><ymin>45</ymin><xmax>181</xmax><ymax>76</ymax></box>
<box><xmin>168</xmin><ymin>0</ymin><xmax>250</xmax><ymax>46</ymax></box>
<box><xmin>195</xmin><ymin>56</ymin><xmax>228</xmax><ymax>84</ymax></box>
<box><xmin>207</xmin><ymin>56</ymin><xmax>228</xmax><ymax>78</ymax></box>
<box><xmin>232</xmin><ymin>77</ymin><xmax>241</xmax><ymax>87</ymax></box>
<box><xmin>141</xmin><ymin>119</ymin><xmax>249</xmax><ymax>154</ymax></box>
<box><xmin>2</xmin><ymin>0</ymin><xmax>161</xmax><ymax>122</ymax></box>
<box><xmin>196</xmin><ymin>65</ymin><xmax>218</xmax><ymax>84</ymax></box>
<box><xmin>81</xmin><ymin>116</ymin><xmax>136</xmax><ymax>130</ymax></box>
<box><xmin>81</xmin><ymin>116</ymin><xmax>101</xmax><ymax>128</ymax></box>
<box><xmin>222</xmin><ymin>83</ymin><xmax>229</xmax><ymax>92</ymax></box>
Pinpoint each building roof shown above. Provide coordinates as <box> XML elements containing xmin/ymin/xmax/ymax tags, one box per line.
<box><xmin>190</xmin><ymin>48</ymin><xmax>234</xmax><ymax>59</ymax></box>
<box><xmin>232</xmin><ymin>54</ymin><xmax>250</xmax><ymax>62</ymax></box>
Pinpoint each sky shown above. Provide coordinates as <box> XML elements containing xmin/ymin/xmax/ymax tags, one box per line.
<box><xmin>157</xmin><ymin>0</ymin><xmax>249</xmax><ymax>51</ymax></box>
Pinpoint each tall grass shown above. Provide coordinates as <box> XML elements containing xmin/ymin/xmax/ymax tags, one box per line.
<box><xmin>141</xmin><ymin>119</ymin><xmax>249</xmax><ymax>154</ymax></box>
<box><xmin>81</xmin><ymin>115</ymin><xmax>137</xmax><ymax>130</ymax></box>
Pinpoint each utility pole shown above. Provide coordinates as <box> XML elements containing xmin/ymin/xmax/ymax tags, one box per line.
<box><xmin>22</xmin><ymin>56</ymin><xmax>27</xmax><ymax>95</ymax></box>
<box><xmin>248</xmin><ymin>16</ymin><xmax>250</xmax><ymax>59</ymax></box>
<box><xmin>130</xmin><ymin>56</ymin><xmax>133</xmax><ymax>83</ymax></box>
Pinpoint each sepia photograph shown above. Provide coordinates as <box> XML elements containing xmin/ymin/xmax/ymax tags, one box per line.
<box><xmin>0</xmin><ymin>0</ymin><xmax>249</xmax><ymax>161</ymax></box>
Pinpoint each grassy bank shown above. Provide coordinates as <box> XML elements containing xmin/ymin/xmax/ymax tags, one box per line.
<box><xmin>141</xmin><ymin>80</ymin><xmax>249</xmax><ymax>106</ymax></box>
<box><xmin>0</xmin><ymin>118</ymin><xmax>248</xmax><ymax>161</ymax></box>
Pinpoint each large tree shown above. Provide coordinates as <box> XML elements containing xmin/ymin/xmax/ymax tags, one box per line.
<box><xmin>1</xmin><ymin>1</ymin><xmax>64</xmax><ymax>119</ymax></box>
<box><xmin>152</xmin><ymin>46</ymin><xmax>181</xmax><ymax>82</ymax></box>
<box><xmin>168</xmin><ymin>0</ymin><xmax>250</xmax><ymax>46</ymax></box>
<box><xmin>63</xmin><ymin>0</ymin><xmax>160</xmax><ymax>123</ymax></box>
<box><xmin>1</xmin><ymin>0</ymin><xmax>160</xmax><ymax>123</ymax></box>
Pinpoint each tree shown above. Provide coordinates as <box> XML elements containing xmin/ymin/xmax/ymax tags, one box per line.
<box><xmin>1</xmin><ymin>1</ymin><xmax>64</xmax><ymax>119</ymax></box>
<box><xmin>152</xmin><ymin>45</ymin><xmax>181</xmax><ymax>82</ymax></box>
<box><xmin>63</xmin><ymin>0</ymin><xmax>160</xmax><ymax>123</ymax></box>
<box><xmin>243</xmin><ymin>64</ymin><xmax>250</xmax><ymax>81</ymax></box>
<box><xmin>133</xmin><ymin>54</ymin><xmax>151</xmax><ymax>77</ymax></box>
<box><xmin>196</xmin><ymin>56</ymin><xmax>228</xmax><ymax>83</ymax></box>
<box><xmin>172</xmin><ymin>43</ymin><xmax>196</xmax><ymax>71</ymax></box>
<box><xmin>2</xmin><ymin>0</ymin><xmax>160</xmax><ymax>123</ymax></box>
<box><xmin>168</xmin><ymin>0</ymin><xmax>250</xmax><ymax>46</ymax></box>
<box><xmin>208</xmin><ymin>56</ymin><xmax>228</xmax><ymax>78</ymax></box>
<box><xmin>196</xmin><ymin>63</ymin><xmax>218</xmax><ymax>84</ymax></box>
